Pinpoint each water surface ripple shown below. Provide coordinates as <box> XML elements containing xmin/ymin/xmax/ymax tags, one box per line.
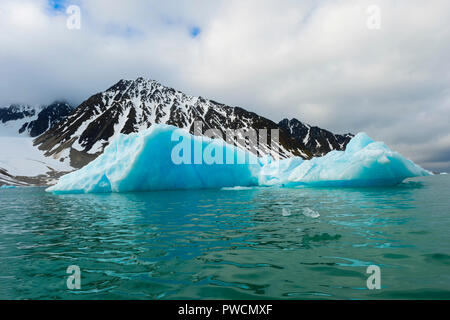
<box><xmin>1</xmin><ymin>176</ymin><xmax>449</xmax><ymax>299</ymax></box>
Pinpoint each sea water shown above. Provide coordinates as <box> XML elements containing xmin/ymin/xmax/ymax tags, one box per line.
<box><xmin>1</xmin><ymin>175</ymin><xmax>449</xmax><ymax>299</ymax></box>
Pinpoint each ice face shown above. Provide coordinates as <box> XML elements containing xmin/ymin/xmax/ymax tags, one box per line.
<box><xmin>46</xmin><ymin>126</ymin><xmax>431</xmax><ymax>194</ymax></box>
<box><xmin>46</xmin><ymin>125</ymin><xmax>261</xmax><ymax>194</ymax></box>
<box><xmin>259</xmin><ymin>132</ymin><xmax>431</xmax><ymax>187</ymax></box>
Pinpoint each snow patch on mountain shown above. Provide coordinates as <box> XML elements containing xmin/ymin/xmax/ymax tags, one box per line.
<box><xmin>0</xmin><ymin>102</ymin><xmax>73</xmax><ymax>138</ymax></box>
<box><xmin>0</xmin><ymin>104</ymin><xmax>39</xmax><ymax>137</ymax></box>
<box><xmin>0</xmin><ymin>102</ymin><xmax>75</xmax><ymax>185</ymax></box>
<box><xmin>0</xmin><ymin>137</ymin><xmax>73</xmax><ymax>177</ymax></box>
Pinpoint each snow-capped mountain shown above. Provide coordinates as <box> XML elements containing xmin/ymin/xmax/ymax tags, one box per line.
<box><xmin>35</xmin><ymin>78</ymin><xmax>313</xmax><ymax>168</ymax></box>
<box><xmin>279</xmin><ymin>118</ymin><xmax>354</xmax><ymax>157</ymax></box>
<box><xmin>20</xmin><ymin>102</ymin><xmax>74</xmax><ymax>137</ymax></box>
<box><xmin>0</xmin><ymin>104</ymin><xmax>37</xmax><ymax>137</ymax></box>
<box><xmin>0</xmin><ymin>102</ymin><xmax>74</xmax><ymax>186</ymax></box>
<box><xmin>0</xmin><ymin>102</ymin><xmax>73</xmax><ymax>137</ymax></box>
<box><xmin>1</xmin><ymin>77</ymin><xmax>357</xmax><ymax>186</ymax></box>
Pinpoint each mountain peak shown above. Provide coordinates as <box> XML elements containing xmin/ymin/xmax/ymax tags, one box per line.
<box><xmin>0</xmin><ymin>101</ymin><xmax>74</xmax><ymax>138</ymax></box>
<box><xmin>279</xmin><ymin>118</ymin><xmax>353</xmax><ymax>156</ymax></box>
<box><xmin>34</xmin><ymin>78</ymin><xmax>316</xmax><ymax>168</ymax></box>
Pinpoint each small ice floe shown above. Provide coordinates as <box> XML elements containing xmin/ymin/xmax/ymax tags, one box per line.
<box><xmin>441</xmin><ymin>172</ymin><xmax>448</xmax><ymax>175</ymax></box>
<box><xmin>0</xmin><ymin>185</ymin><xmax>17</xmax><ymax>189</ymax></box>
<box><xmin>282</xmin><ymin>208</ymin><xmax>292</xmax><ymax>217</ymax></box>
<box><xmin>221</xmin><ymin>186</ymin><xmax>254</xmax><ymax>191</ymax></box>
<box><xmin>302</xmin><ymin>207</ymin><xmax>320</xmax><ymax>218</ymax></box>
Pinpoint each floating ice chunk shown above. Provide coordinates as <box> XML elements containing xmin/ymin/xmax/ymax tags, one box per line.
<box><xmin>282</xmin><ymin>208</ymin><xmax>292</xmax><ymax>217</ymax></box>
<box><xmin>302</xmin><ymin>208</ymin><xmax>320</xmax><ymax>218</ymax></box>
<box><xmin>221</xmin><ymin>186</ymin><xmax>255</xmax><ymax>191</ymax></box>
<box><xmin>0</xmin><ymin>185</ymin><xmax>17</xmax><ymax>189</ymax></box>
<box><xmin>47</xmin><ymin>126</ymin><xmax>432</xmax><ymax>194</ymax></box>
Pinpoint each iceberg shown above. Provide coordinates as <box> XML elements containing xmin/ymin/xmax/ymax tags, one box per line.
<box><xmin>259</xmin><ymin>132</ymin><xmax>431</xmax><ymax>187</ymax></box>
<box><xmin>47</xmin><ymin>125</ymin><xmax>431</xmax><ymax>194</ymax></box>
<box><xmin>47</xmin><ymin>125</ymin><xmax>260</xmax><ymax>194</ymax></box>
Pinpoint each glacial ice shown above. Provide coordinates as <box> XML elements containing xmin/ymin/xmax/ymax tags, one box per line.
<box><xmin>47</xmin><ymin>125</ymin><xmax>431</xmax><ymax>194</ymax></box>
<box><xmin>0</xmin><ymin>185</ymin><xmax>17</xmax><ymax>189</ymax></box>
<box><xmin>259</xmin><ymin>131</ymin><xmax>431</xmax><ymax>187</ymax></box>
<box><xmin>47</xmin><ymin>125</ymin><xmax>260</xmax><ymax>194</ymax></box>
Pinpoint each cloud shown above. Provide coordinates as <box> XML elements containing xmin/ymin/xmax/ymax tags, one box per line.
<box><xmin>0</xmin><ymin>0</ymin><xmax>449</xmax><ymax>171</ymax></box>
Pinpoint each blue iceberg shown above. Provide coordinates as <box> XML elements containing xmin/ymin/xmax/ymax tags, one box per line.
<box><xmin>260</xmin><ymin>133</ymin><xmax>431</xmax><ymax>187</ymax></box>
<box><xmin>47</xmin><ymin>125</ymin><xmax>431</xmax><ymax>194</ymax></box>
<box><xmin>47</xmin><ymin>125</ymin><xmax>260</xmax><ymax>194</ymax></box>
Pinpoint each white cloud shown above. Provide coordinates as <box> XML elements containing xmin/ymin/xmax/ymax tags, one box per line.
<box><xmin>0</xmin><ymin>0</ymin><xmax>449</xmax><ymax>171</ymax></box>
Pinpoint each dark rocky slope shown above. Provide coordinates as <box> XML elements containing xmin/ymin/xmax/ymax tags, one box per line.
<box><xmin>279</xmin><ymin>118</ymin><xmax>353</xmax><ymax>157</ymax></box>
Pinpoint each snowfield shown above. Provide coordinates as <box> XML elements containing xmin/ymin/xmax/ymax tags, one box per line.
<box><xmin>0</xmin><ymin>137</ymin><xmax>73</xmax><ymax>177</ymax></box>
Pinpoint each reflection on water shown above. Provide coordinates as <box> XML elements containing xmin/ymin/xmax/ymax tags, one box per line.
<box><xmin>0</xmin><ymin>175</ymin><xmax>450</xmax><ymax>299</ymax></box>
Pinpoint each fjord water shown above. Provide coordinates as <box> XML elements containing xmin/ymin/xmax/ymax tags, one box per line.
<box><xmin>1</xmin><ymin>175</ymin><xmax>449</xmax><ymax>300</ymax></box>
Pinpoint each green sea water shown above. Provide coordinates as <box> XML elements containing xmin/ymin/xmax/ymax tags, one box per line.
<box><xmin>0</xmin><ymin>175</ymin><xmax>449</xmax><ymax>300</ymax></box>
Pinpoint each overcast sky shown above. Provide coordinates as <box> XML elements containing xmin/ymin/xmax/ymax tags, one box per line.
<box><xmin>1</xmin><ymin>0</ymin><xmax>449</xmax><ymax>171</ymax></box>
